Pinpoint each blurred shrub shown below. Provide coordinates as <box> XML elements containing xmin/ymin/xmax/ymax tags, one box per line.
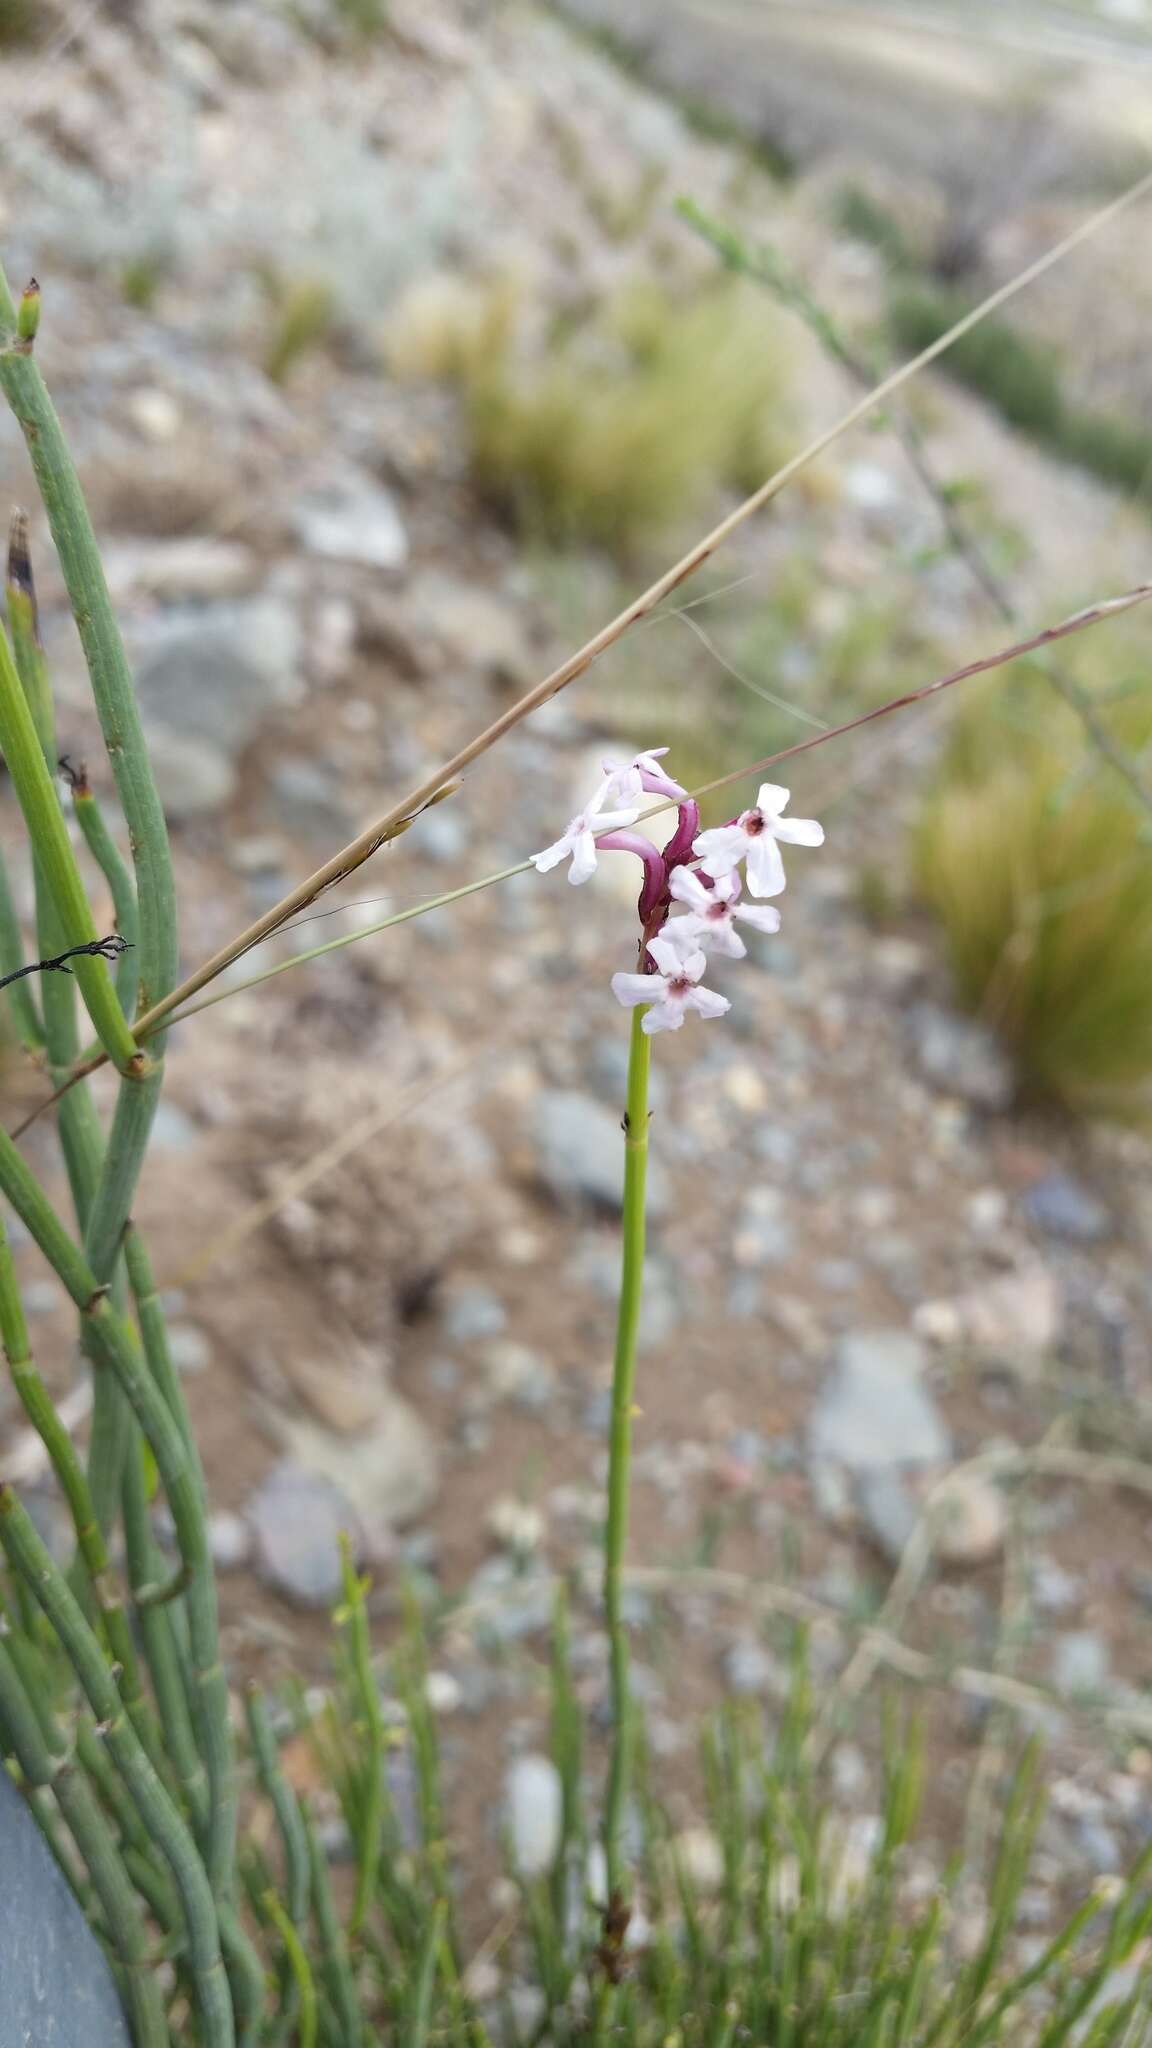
<box><xmin>388</xmin><ymin>273</ymin><xmax>792</xmax><ymax>556</ymax></box>
<box><xmin>0</xmin><ymin>0</ymin><xmax>37</xmax><ymax>43</ymax></box>
<box><xmin>835</xmin><ymin>183</ymin><xmax>914</xmax><ymax>268</ymax></box>
<box><xmin>918</xmin><ymin>654</ymin><xmax>1152</xmax><ymax>1114</ymax></box>
<box><xmin>259</xmin><ymin>272</ymin><xmax>336</xmax><ymax>384</ymax></box>
<box><xmin>890</xmin><ymin>282</ymin><xmax>1152</xmax><ymax>504</ymax></box>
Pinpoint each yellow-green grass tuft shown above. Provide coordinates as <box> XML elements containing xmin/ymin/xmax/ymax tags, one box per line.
<box><xmin>387</xmin><ymin>273</ymin><xmax>793</xmax><ymax>558</ymax></box>
<box><xmin>917</xmin><ymin>652</ymin><xmax>1152</xmax><ymax>1116</ymax></box>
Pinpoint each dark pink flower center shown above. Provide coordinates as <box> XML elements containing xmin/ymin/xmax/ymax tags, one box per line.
<box><xmin>742</xmin><ymin>808</ymin><xmax>765</xmax><ymax>837</ymax></box>
<box><xmin>667</xmin><ymin>974</ymin><xmax>692</xmax><ymax>998</ymax></box>
<box><xmin>707</xmin><ymin>901</ymin><xmax>728</xmax><ymax>921</ymax></box>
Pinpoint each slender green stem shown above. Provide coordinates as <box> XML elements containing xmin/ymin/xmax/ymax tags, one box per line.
<box><xmin>70</xmin><ymin>775</ymin><xmax>140</xmax><ymax>1015</ymax></box>
<box><xmin>122</xmin><ymin>1437</ymin><xmax>210</xmax><ymax>1832</ymax></box>
<box><xmin>0</xmin><ymin>1217</ymin><xmax>159</xmax><ymax>1762</ymax></box>
<box><xmin>603</xmin><ymin>1005</ymin><xmax>651</xmax><ymax>1904</ymax></box>
<box><xmin>0</xmin><ymin>621</ymin><xmax>139</xmax><ymax>1070</ymax></box>
<box><xmin>304</xmin><ymin>1802</ymin><xmax>365</xmax><ymax>2046</ymax></box>
<box><xmin>0</xmin><ymin>259</ymin><xmax>178</xmax><ymax>1029</ymax></box>
<box><xmin>0</xmin><ymin>1123</ymin><xmax>236</xmax><ymax>1898</ymax></box>
<box><xmin>0</xmin><ymin>843</ymin><xmax>42</xmax><ymax>1047</ymax></box>
<box><xmin>0</xmin><ymin>1487</ymin><xmax>234</xmax><ymax>2046</ymax></box>
<box><xmin>341</xmin><ymin>1538</ymin><xmax>385</xmax><ymax>1939</ymax></box>
<box><xmin>263</xmin><ymin>1889</ymin><xmax>318</xmax><ymax>2048</ymax></box>
<box><xmin>246</xmin><ymin>1687</ymin><xmax>309</xmax><ymax>1925</ymax></box>
<box><xmin>0</xmin><ymin>1638</ymin><xmax>168</xmax><ymax>2048</ymax></box>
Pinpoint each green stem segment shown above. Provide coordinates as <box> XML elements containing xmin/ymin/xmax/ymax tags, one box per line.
<box><xmin>0</xmin><ymin>1487</ymin><xmax>234</xmax><ymax>2048</ymax></box>
<box><xmin>0</xmin><ymin>261</ymin><xmax>178</xmax><ymax>1029</ymax></box>
<box><xmin>603</xmin><ymin>1005</ymin><xmax>651</xmax><ymax>1904</ymax></box>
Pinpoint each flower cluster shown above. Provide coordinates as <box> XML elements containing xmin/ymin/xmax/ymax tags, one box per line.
<box><xmin>531</xmin><ymin>749</ymin><xmax>823</xmax><ymax>1034</ymax></box>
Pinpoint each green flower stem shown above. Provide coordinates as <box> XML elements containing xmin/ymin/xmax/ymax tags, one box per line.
<box><xmin>0</xmin><ymin>1637</ymin><xmax>168</xmax><ymax>2048</ymax></box>
<box><xmin>246</xmin><ymin>1686</ymin><xmax>309</xmax><ymax>1925</ymax></box>
<box><xmin>0</xmin><ymin>624</ymin><xmax>138</xmax><ymax>1071</ymax></box>
<box><xmin>0</xmin><ymin>259</ymin><xmax>178</xmax><ymax>1029</ymax></box>
<box><xmin>262</xmin><ymin>1889</ymin><xmax>318</xmax><ymax>2048</ymax></box>
<box><xmin>0</xmin><ymin>1125</ymin><xmax>236</xmax><ymax>1898</ymax></box>
<box><xmin>0</xmin><ymin>845</ymin><xmax>42</xmax><ymax>1047</ymax></box>
<box><xmin>303</xmin><ymin>1802</ymin><xmax>365</xmax><ymax>2046</ymax></box>
<box><xmin>603</xmin><ymin>1005</ymin><xmax>651</xmax><ymax>1905</ymax></box>
<box><xmin>0</xmin><ymin>1488</ymin><xmax>234</xmax><ymax>2046</ymax></box>
<box><xmin>0</xmin><ymin>1216</ymin><xmax>159</xmax><ymax>1761</ymax></box>
<box><xmin>122</xmin><ymin>1438</ymin><xmax>209</xmax><ymax>1834</ymax></box>
<box><xmin>71</xmin><ymin>778</ymin><xmax>140</xmax><ymax>1016</ymax></box>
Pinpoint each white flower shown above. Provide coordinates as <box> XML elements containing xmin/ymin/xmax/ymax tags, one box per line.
<box><xmin>611</xmin><ymin>934</ymin><xmax>730</xmax><ymax>1035</ymax></box>
<box><xmin>668</xmin><ymin>866</ymin><xmax>782</xmax><ymax>958</ymax></box>
<box><xmin>531</xmin><ymin>780</ymin><xmax>641</xmax><ymax>885</ymax></box>
<box><xmin>692</xmin><ymin>782</ymin><xmax>824</xmax><ymax>898</ymax></box>
<box><xmin>602</xmin><ymin>746</ymin><xmax>686</xmax><ymax>805</ymax></box>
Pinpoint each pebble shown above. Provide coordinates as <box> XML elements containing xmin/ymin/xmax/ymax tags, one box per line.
<box><xmin>505</xmin><ymin>1755</ymin><xmax>563</xmax><ymax>1878</ymax></box>
<box><xmin>533</xmin><ymin>1091</ymin><xmax>669</xmax><ymax>1218</ymax></box>
<box><xmin>934</xmin><ymin>1471</ymin><xmax>1007</xmax><ymax>1566</ymax></box>
<box><xmin>208</xmin><ymin>1510</ymin><xmax>251</xmax><ymax>1571</ymax></box>
<box><xmin>808</xmin><ymin>1331</ymin><xmax>951</xmax><ymax>1472</ymax></box>
<box><xmin>673</xmin><ymin>1826</ymin><xmax>724</xmax><ymax>1893</ymax></box>
<box><xmin>722</xmin><ymin>1638</ymin><xmax>790</xmax><ymax>1699</ymax></box>
<box><xmin>1022</xmin><ymin>1172</ymin><xmax>1113</xmax><ymax>1245</ymax></box>
<box><xmin>908</xmin><ymin>1001</ymin><xmax>1014</xmax><ymax>1111</ymax></box>
<box><xmin>1052</xmin><ymin>1631</ymin><xmax>1111</xmax><ymax>1697</ymax></box>
<box><xmin>442</xmin><ymin>1286</ymin><xmax>506</xmax><ymax>1343</ymax></box>
<box><xmin>247</xmin><ymin>1462</ymin><xmax>360</xmax><ymax>1608</ymax></box>
<box><xmin>487</xmin><ymin>1496</ymin><xmax>546</xmax><ymax>1555</ymax></box>
<box><xmin>167</xmin><ymin>1323</ymin><xmax>213</xmax><ymax>1374</ymax></box>
<box><xmin>294</xmin><ymin>466</ymin><xmax>409</xmax><ymax>569</ymax></box>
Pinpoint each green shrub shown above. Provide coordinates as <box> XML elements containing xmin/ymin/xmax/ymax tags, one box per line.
<box><xmin>836</xmin><ymin>183</ymin><xmax>914</xmax><ymax>269</ymax></box>
<box><xmin>889</xmin><ymin>282</ymin><xmax>1152</xmax><ymax>506</ymax></box>
<box><xmin>0</xmin><ymin>0</ymin><xmax>37</xmax><ymax>45</ymax></box>
<box><xmin>388</xmin><ymin>274</ymin><xmax>793</xmax><ymax>557</ymax></box>
<box><xmin>917</xmin><ymin>653</ymin><xmax>1152</xmax><ymax>1114</ymax></box>
<box><xmin>260</xmin><ymin>272</ymin><xmax>336</xmax><ymax>384</ymax></box>
<box><xmin>890</xmin><ymin>283</ymin><xmax>1066</xmax><ymax>440</ymax></box>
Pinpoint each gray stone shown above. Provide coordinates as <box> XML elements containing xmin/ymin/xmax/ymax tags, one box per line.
<box><xmin>573</xmin><ymin>1241</ymin><xmax>678</xmax><ymax>1348</ymax></box>
<box><xmin>134</xmin><ymin>597</ymin><xmax>303</xmax><ymax>758</ymax></box>
<box><xmin>103</xmin><ymin>536</ymin><xmax>259</xmax><ymax>604</ymax></box>
<box><xmin>722</xmin><ymin>1638</ymin><xmax>790</xmax><ymax>1699</ymax></box>
<box><xmin>505</xmin><ymin>1754</ymin><xmax>563</xmax><ymax>1878</ymax></box>
<box><xmin>443</xmin><ymin>1286</ymin><xmax>506</xmax><ymax>1343</ymax></box>
<box><xmin>248</xmin><ymin>1462</ymin><xmax>360</xmax><ymax>1608</ymax></box>
<box><xmin>149</xmin><ymin>1101</ymin><xmax>199</xmax><ymax>1152</ymax></box>
<box><xmin>808</xmin><ymin>1331</ymin><xmax>951</xmax><ymax>1472</ymax></box>
<box><xmin>208</xmin><ymin>1509</ymin><xmax>251</xmax><ymax>1571</ymax></box>
<box><xmin>167</xmin><ymin>1323</ymin><xmax>212</xmax><ymax>1374</ymax></box>
<box><xmin>1022</xmin><ymin>1172</ymin><xmax>1112</xmax><ymax>1246</ymax></box>
<box><xmin>1052</xmin><ymin>1631</ymin><xmax>1111</xmax><ymax>1697</ymax></box>
<box><xmin>294</xmin><ymin>468</ymin><xmax>408</xmax><ymax>569</ymax></box>
<box><xmin>534</xmin><ymin>1091</ymin><xmax>668</xmax><ymax>1219</ymax></box>
<box><xmin>147</xmin><ymin>729</ymin><xmax>237</xmax><ymax>819</ymax></box>
<box><xmin>909</xmin><ymin>1001</ymin><xmax>1014</xmax><ymax>1111</ymax></box>
<box><xmin>0</xmin><ymin>1766</ymin><xmax>131</xmax><ymax>2044</ymax></box>
<box><xmin>857</xmin><ymin>1468</ymin><xmax>920</xmax><ymax>1560</ymax></box>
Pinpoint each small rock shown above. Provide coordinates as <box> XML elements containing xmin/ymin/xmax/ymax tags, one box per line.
<box><xmin>808</xmin><ymin>1331</ymin><xmax>951</xmax><ymax>1471</ymax></box>
<box><xmin>0</xmin><ymin>1768</ymin><xmax>132</xmax><ymax>2047</ymax></box>
<box><xmin>387</xmin><ymin>570</ymin><xmax>534</xmax><ymax>687</ymax></box>
<box><xmin>481</xmin><ymin>1342</ymin><xmax>556</xmax><ymax>1410</ymax></box>
<box><xmin>147</xmin><ymin>729</ymin><xmax>238</xmax><ymax>819</ymax></box>
<box><xmin>505</xmin><ymin>1755</ymin><xmax>563</xmax><ymax>1877</ymax></box>
<box><xmin>294</xmin><ymin>468</ymin><xmax>409</xmax><ymax>569</ymax></box>
<box><xmin>208</xmin><ymin>1510</ymin><xmax>251</xmax><ymax>1571</ymax></box>
<box><xmin>722</xmin><ymin>1638</ymin><xmax>789</xmax><ymax>1699</ymax></box>
<box><xmin>957</xmin><ymin>1263</ymin><xmax>1062</xmax><ymax>1368</ymax></box>
<box><xmin>534</xmin><ymin>1091</ymin><xmax>669</xmax><ymax>1218</ymax></box>
<box><xmin>134</xmin><ymin>598</ymin><xmax>303</xmax><ymax>759</ymax></box>
<box><xmin>856</xmin><ymin>1468</ymin><xmax>920</xmax><ymax>1560</ymax></box>
<box><xmin>443</xmin><ymin>1286</ymin><xmax>506</xmax><ymax>1343</ymax></box>
<box><xmin>1052</xmin><ymin>1631</ymin><xmax>1111</xmax><ymax>1697</ymax></box>
<box><xmin>935</xmin><ymin>1471</ymin><xmax>1007</xmax><ymax>1565</ymax></box>
<box><xmin>909</xmin><ymin>1002</ymin><xmax>1014</xmax><ymax>1111</ymax></box>
<box><xmin>1022</xmin><ymin>1172</ymin><xmax>1112</xmax><ymax>1246</ymax></box>
<box><xmin>248</xmin><ymin>1462</ymin><xmax>360</xmax><ymax>1608</ymax></box>
<box><xmin>487</xmin><ymin>1496</ymin><xmax>545</xmax><ymax>1555</ymax></box>
<box><xmin>270</xmin><ymin>1394</ymin><xmax>439</xmax><ymax>1543</ymax></box>
<box><xmin>167</xmin><ymin>1323</ymin><xmax>212</xmax><ymax>1374</ymax></box>
<box><xmin>103</xmin><ymin>537</ymin><xmax>258</xmax><ymax>604</ymax></box>
<box><xmin>149</xmin><ymin>1101</ymin><xmax>199</xmax><ymax>1152</ymax></box>
<box><xmin>424</xmin><ymin>1670</ymin><xmax>463</xmax><ymax>1716</ymax></box>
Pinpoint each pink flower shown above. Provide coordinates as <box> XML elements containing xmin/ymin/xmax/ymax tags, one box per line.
<box><xmin>602</xmin><ymin>747</ymin><xmax>687</xmax><ymax>805</ymax></box>
<box><xmin>668</xmin><ymin>866</ymin><xmax>781</xmax><ymax>959</ymax></box>
<box><xmin>531</xmin><ymin>779</ymin><xmax>641</xmax><ymax>885</ymax></box>
<box><xmin>692</xmin><ymin>782</ymin><xmax>823</xmax><ymax>898</ymax></box>
<box><xmin>611</xmin><ymin>934</ymin><xmax>730</xmax><ymax>1036</ymax></box>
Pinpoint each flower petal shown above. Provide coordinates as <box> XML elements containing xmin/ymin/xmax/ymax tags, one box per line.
<box><xmin>735</xmin><ymin>903</ymin><xmax>782</xmax><ymax>935</ymax></box>
<box><xmin>771</xmin><ymin>814</ymin><xmax>824</xmax><ymax>848</ymax></box>
<box><xmin>755</xmin><ymin>782</ymin><xmax>791</xmax><ymax>818</ymax></box>
<box><xmin>567</xmin><ymin>830</ymin><xmax>599</xmax><ymax>884</ymax></box>
<box><xmin>692</xmin><ymin>824</ymin><xmax>748</xmax><ymax>875</ymax></box>
<box><xmin>648</xmin><ymin>933</ymin><xmax>689</xmax><ymax>978</ymax></box>
<box><xmin>703</xmin><ymin>922</ymin><xmax>746</xmax><ymax>959</ymax></box>
<box><xmin>669</xmin><ymin>866</ymin><xmax>713</xmax><ymax>913</ymax></box>
<box><xmin>611</xmin><ymin>971</ymin><xmax>662</xmax><ymax>1009</ymax></box>
<box><xmin>641</xmin><ymin>999</ymin><xmax>685</xmax><ymax>1035</ymax></box>
<box><xmin>744</xmin><ymin>833</ymin><xmax>787</xmax><ymax>896</ymax></box>
<box><xmin>659</xmin><ymin>915</ymin><xmax>706</xmax><ymax>958</ymax></box>
<box><xmin>531</xmin><ymin>835</ymin><xmax>573</xmax><ymax>873</ymax></box>
<box><xmin>686</xmin><ymin>985</ymin><xmax>731</xmax><ymax>1021</ymax></box>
